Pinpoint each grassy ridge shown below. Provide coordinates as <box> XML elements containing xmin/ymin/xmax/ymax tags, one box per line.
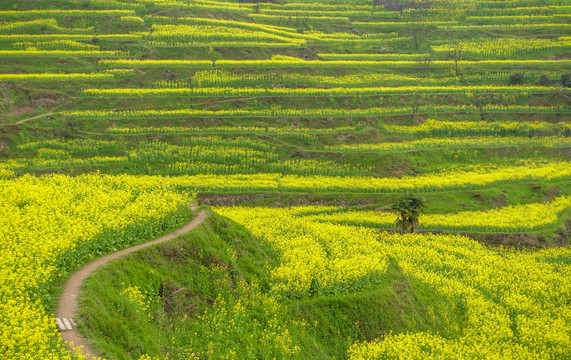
<box><xmin>79</xmin><ymin>211</ymin><xmax>456</xmax><ymax>359</ymax></box>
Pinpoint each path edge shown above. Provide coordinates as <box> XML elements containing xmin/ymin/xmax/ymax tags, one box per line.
<box><xmin>56</xmin><ymin>209</ymin><xmax>208</xmax><ymax>360</ymax></box>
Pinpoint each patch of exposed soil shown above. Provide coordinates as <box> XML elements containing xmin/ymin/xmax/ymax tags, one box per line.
<box><xmin>491</xmin><ymin>193</ymin><xmax>509</xmax><ymax>208</ymax></box>
<box><xmin>543</xmin><ymin>185</ymin><xmax>564</xmax><ymax>201</ymax></box>
<box><xmin>160</xmin><ymin>282</ymin><xmax>215</xmax><ymax>316</ymax></box>
<box><xmin>389</xmin><ymin>163</ymin><xmax>417</xmax><ymax>178</ymax></box>
<box><xmin>383</xmin><ymin>228</ymin><xmax>566</xmax><ymax>248</ymax></box>
<box><xmin>0</xmin><ymin>141</ymin><xmax>8</xmax><ymax>154</ymax></box>
<box><xmin>198</xmin><ymin>193</ymin><xmax>274</xmax><ymax>206</ymax></box>
<box><xmin>463</xmin><ymin>232</ymin><xmax>555</xmax><ymax>248</ymax></box>
<box><xmin>30</xmin><ymin>93</ymin><xmax>65</xmax><ymax>108</ymax></box>
<box><xmin>7</xmin><ymin>105</ymin><xmax>33</xmax><ymax>117</ymax></box>
<box><xmin>552</xmin><ymin>216</ymin><xmax>571</xmax><ymax>246</ymax></box>
<box><xmin>337</xmin><ymin>133</ymin><xmax>355</xmax><ymax>142</ymax></box>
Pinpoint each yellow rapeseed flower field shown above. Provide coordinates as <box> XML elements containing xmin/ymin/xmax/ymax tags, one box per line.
<box><xmin>0</xmin><ymin>174</ymin><xmax>191</xmax><ymax>358</ymax></box>
<box><xmin>348</xmin><ymin>231</ymin><xmax>571</xmax><ymax>359</ymax></box>
<box><xmin>214</xmin><ymin>207</ymin><xmax>390</xmax><ymax>297</ymax></box>
<box><xmin>215</xmin><ymin>206</ymin><xmax>571</xmax><ymax>359</ymax></box>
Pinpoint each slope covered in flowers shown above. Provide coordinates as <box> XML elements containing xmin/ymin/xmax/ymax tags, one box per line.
<box><xmin>0</xmin><ymin>174</ymin><xmax>191</xmax><ymax>359</ymax></box>
<box><xmin>216</xmin><ymin>206</ymin><xmax>571</xmax><ymax>360</ymax></box>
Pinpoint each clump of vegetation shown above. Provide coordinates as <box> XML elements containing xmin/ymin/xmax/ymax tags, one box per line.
<box><xmin>391</xmin><ymin>195</ymin><xmax>426</xmax><ymax>233</ymax></box>
<box><xmin>508</xmin><ymin>72</ymin><xmax>524</xmax><ymax>85</ymax></box>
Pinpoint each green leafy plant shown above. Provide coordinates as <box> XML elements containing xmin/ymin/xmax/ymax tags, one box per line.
<box><xmin>391</xmin><ymin>195</ymin><xmax>426</xmax><ymax>233</ymax></box>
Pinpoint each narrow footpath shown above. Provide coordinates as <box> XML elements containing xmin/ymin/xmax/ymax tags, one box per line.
<box><xmin>56</xmin><ymin>209</ymin><xmax>208</xmax><ymax>359</ymax></box>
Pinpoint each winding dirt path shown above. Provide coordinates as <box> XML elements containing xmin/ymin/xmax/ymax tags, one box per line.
<box><xmin>15</xmin><ymin>112</ymin><xmax>55</xmax><ymax>125</ymax></box>
<box><xmin>57</xmin><ymin>209</ymin><xmax>208</xmax><ymax>359</ymax></box>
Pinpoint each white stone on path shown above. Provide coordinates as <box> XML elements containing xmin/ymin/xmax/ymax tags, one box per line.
<box><xmin>56</xmin><ymin>318</ymin><xmax>75</xmax><ymax>331</ymax></box>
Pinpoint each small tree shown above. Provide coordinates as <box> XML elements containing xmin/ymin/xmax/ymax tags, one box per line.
<box><xmin>391</xmin><ymin>195</ymin><xmax>425</xmax><ymax>233</ymax></box>
<box><xmin>539</xmin><ymin>74</ymin><xmax>549</xmax><ymax>86</ymax></box>
<box><xmin>508</xmin><ymin>73</ymin><xmax>524</xmax><ymax>85</ymax></box>
<box><xmin>446</xmin><ymin>42</ymin><xmax>464</xmax><ymax>76</ymax></box>
<box><xmin>561</xmin><ymin>73</ymin><xmax>570</xmax><ymax>87</ymax></box>
<box><xmin>408</xmin><ymin>23</ymin><xmax>431</xmax><ymax>51</ymax></box>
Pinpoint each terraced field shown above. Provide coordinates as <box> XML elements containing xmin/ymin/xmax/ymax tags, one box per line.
<box><xmin>0</xmin><ymin>0</ymin><xmax>569</xmax><ymax>359</ymax></box>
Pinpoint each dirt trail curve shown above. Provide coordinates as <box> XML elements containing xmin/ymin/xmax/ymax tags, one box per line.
<box><xmin>57</xmin><ymin>208</ymin><xmax>208</xmax><ymax>359</ymax></box>
<box><xmin>15</xmin><ymin>112</ymin><xmax>54</xmax><ymax>125</ymax></box>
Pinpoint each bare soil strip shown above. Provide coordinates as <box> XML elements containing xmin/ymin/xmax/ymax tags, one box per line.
<box><xmin>57</xmin><ymin>209</ymin><xmax>208</xmax><ymax>359</ymax></box>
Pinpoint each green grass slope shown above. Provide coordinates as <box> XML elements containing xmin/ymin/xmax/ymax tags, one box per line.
<box><xmin>79</xmin><ymin>211</ymin><xmax>459</xmax><ymax>359</ymax></box>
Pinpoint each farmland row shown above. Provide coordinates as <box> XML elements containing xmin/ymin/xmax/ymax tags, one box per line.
<box><xmin>296</xmin><ymin>195</ymin><xmax>571</xmax><ymax>232</ymax></box>
<box><xmin>81</xmin><ymin>85</ymin><xmax>567</xmax><ymax>97</ymax></box>
<box><xmin>98</xmin><ymin>59</ymin><xmax>571</xmax><ymax>69</ymax></box>
<box><xmin>2</xmin><ymin>160</ymin><xmax>568</xmax><ymax>193</ymax></box>
<box><xmin>64</xmin><ymin>105</ymin><xmax>569</xmax><ymax>120</ymax></box>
